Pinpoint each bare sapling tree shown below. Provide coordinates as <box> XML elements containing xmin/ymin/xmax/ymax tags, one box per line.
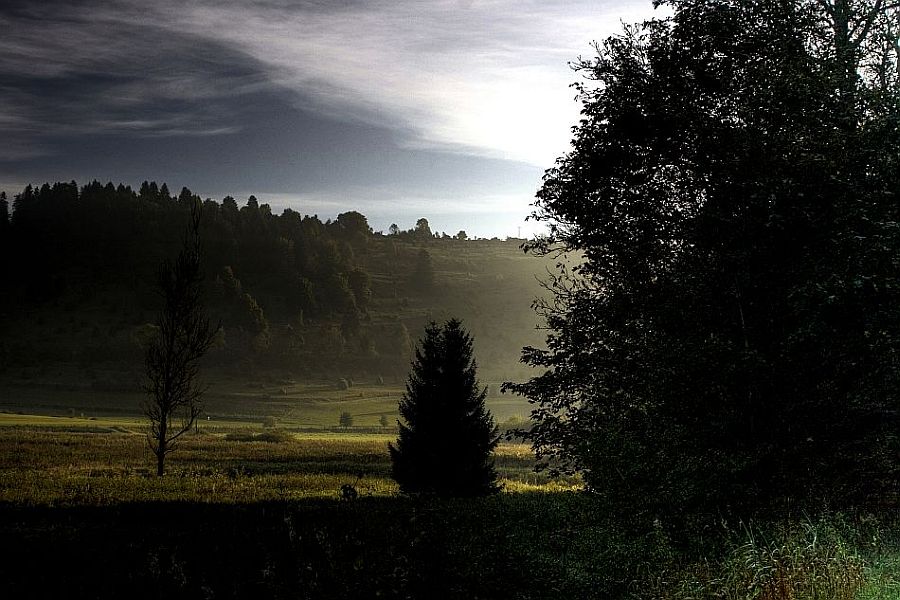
<box><xmin>144</xmin><ymin>203</ymin><xmax>217</xmax><ymax>476</ymax></box>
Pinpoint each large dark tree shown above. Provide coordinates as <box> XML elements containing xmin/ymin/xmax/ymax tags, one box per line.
<box><xmin>390</xmin><ymin>319</ymin><xmax>500</xmax><ymax>496</ymax></box>
<box><xmin>508</xmin><ymin>0</ymin><xmax>900</xmax><ymax>515</ymax></box>
<box><xmin>144</xmin><ymin>204</ymin><xmax>218</xmax><ymax>476</ymax></box>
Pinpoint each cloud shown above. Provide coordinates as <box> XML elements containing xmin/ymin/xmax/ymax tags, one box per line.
<box><xmin>160</xmin><ymin>0</ymin><xmax>657</xmax><ymax>166</ymax></box>
<box><xmin>0</xmin><ymin>2</ymin><xmax>274</xmax><ymax>160</ymax></box>
<box><xmin>0</xmin><ymin>0</ymin><xmax>659</xmax><ymax>167</ymax></box>
<box><xmin>0</xmin><ymin>0</ymin><xmax>661</xmax><ymax>238</ymax></box>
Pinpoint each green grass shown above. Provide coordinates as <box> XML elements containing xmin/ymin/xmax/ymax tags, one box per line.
<box><xmin>0</xmin><ymin>424</ymin><xmax>575</xmax><ymax>506</ymax></box>
<box><xmin>0</xmin><ymin>424</ymin><xmax>896</xmax><ymax>599</ymax></box>
<box><xmin>653</xmin><ymin>518</ymin><xmax>870</xmax><ymax>599</ymax></box>
<box><xmin>0</xmin><ymin>379</ymin><xmax>531</xmax><ymax>429</ymax></box>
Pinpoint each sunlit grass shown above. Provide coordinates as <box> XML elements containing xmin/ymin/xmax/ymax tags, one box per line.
<box><xmin>637</xmin><ymin>517</ymin><xmax>900</xmax><ymax>600</ymax></box>
<box><xmin>0</xmin><ymin>425</ymin><xmax>566</xmax><ymax>505</ymax></box>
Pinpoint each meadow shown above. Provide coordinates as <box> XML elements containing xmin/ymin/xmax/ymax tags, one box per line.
<box><xmin>0</xmin><ymin>351</ymin><xmax>897</xmax><ymax>599</ymax></box>
<box><xmin>1</xmin><ymin>411</ymin><xmax>898</xmax><ymax>599</ymax></box>
<box><xmin>0</xmin><ymin>423</ymin><xmax>572</xmax><ymax>505</ymax></box>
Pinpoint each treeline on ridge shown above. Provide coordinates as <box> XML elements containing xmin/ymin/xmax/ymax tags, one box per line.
<box><xmin>0</xmin><ymin>180</ymin><xmax>526</xmax><ymax>383</ymax></box>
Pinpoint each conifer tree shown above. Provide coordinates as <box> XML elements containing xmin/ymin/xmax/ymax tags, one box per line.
<box><xmin>390</xmin><ymin>319</ymin><xmax>500</xmax><ymax>496</ymax></box>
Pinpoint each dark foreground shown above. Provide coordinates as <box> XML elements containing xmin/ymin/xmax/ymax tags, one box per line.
<box><xmin>2</xmin><ymin>496</ymin><xmax>898</xmax><ymax>600</ymax></box>
<box><xmin>1</xmin><ymin>495</ymin><xmax>598</xmax><ymax>600</ymax></box>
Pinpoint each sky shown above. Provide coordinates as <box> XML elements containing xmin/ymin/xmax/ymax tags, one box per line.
<box><xmin>0</xmin><ymin>0</ymin><xmax>659</xmax><ymax>238</ymax></box>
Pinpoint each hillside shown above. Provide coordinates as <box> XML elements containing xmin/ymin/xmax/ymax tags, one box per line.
<box><xmin>0</xmin><ymin>180</ymin><xmax>553</xmax><ymax>411</ymax></box>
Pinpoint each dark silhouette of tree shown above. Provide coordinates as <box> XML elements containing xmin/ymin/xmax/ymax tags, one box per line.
<box><xmin>221</xmin><ymin>195</ymin><xmax>238</xmax><ymax>222</ymax></box>
<box><xmin>414</xmin><ymin>217</ymin><xmax>432</xmax><ymax>238</ymax></box>
<box><xmin>212</xmin><ymin>266</ymin><xmax>269</xmax><ymax>352</ymax></box>
<box><xmin>390</xmin><ymin>319</ymin><xmax>500</xmax><ymax>497</ymax></box>
<box><xmin>339</xmin><ymin>410</ymin><xmax>354</xmax><ymax>428</ymax></box>
<box><xmin>178</xmin><ymin>186</ymin><xmax>198</xmax><ymax>209</ymax></box>
<box><xmin>389</xmin><ymin>223</ymin><xmax>400</xmax><ymax>236</ymax></box>
<box><xmin>0</xmin><ymin>191</ymin><xmax>8</xmax><ymax>231</ymax></box>
<box><xmin>334</xmin><ymin>211</ymin><xmax>372</xmax><ymax>242</ymax></box>
<box><xmin>507</xmin><ymin>0</ymin><xmax>900</xmax><ymax>514</ymax></box>
<box><xmin>11</xmin><ymin>185</ymin><xmax>34</xmax><ymax>227</ymax></box>
<box><xmin>143</xmin><ymin>204</ymin><xmax>217</xmax><ymax>476</ymax></box>
<box><xmin>455</xmin><ymin>230</ymin><xmax>467</xmax><ymax>241</ymax></box>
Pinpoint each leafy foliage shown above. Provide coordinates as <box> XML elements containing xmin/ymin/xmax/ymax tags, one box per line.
<box><xmin>509</xmin><ymin>0</ymin><xmax>900</xmax><ymax>514</ymax></box>
<box><xmin>390</xmin><ymin>319</ymin><xmax>500</xmax><ymax>496</ymax></box>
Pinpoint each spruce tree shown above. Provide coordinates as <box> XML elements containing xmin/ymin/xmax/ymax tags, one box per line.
<box><xmin>390</xmin><ymin>319</ymin><xmax>500</xmax><ymax>496</ymax></box>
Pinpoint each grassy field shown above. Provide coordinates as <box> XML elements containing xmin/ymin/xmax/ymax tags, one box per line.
<box><xmin>0</xmin><ymin>423</ymin><xmax>575</xmax><ymax>505</ymax></box>
<box><xmin>0</xmin><ymin>378</ymin><xmax>531</xmax><ymax>428</ymax></box>
<box><xmin>0</xmin><ymin>419</ymin><xmax>898</xmax><ymax>599</ymax></box>
<box><xmin>0</xmin><ymin>384</ymin><xmax>896</xmax><ymax>599</ymax></box>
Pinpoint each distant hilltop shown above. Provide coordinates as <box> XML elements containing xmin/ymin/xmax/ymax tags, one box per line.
<box><xmin>0</xmin><ymin>180</ymin><xmax>552</xmax><ymax>386</ymax></box>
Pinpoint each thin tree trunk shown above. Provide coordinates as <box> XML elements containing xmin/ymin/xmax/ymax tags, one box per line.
<box><xmin>157</xmin><ymin>417</ymin><xmax>167</xmax><ymax>476</ymax></box>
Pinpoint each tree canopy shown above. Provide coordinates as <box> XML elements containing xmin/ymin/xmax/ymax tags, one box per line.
<box><xmin>508</xmin><ymin>0</ymin><xmax>900</xmax><ymax>515</ymax></box>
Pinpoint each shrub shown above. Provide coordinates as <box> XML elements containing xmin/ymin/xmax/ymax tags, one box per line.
<box><xmin>256</xmin><ymin>430</ymin><xmax>293</xmax><ymax>443</ymax></box>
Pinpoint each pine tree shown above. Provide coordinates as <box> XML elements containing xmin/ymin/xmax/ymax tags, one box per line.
<box><xmin>390</xmin><ymin>319</ymin><xmax>500</xmax><ymax>496</ymax></box>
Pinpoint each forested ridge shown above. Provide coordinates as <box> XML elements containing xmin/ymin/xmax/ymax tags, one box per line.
<box><xmin>0</xmin><ymin>180</ymin><xmax>544</xmax><ymax>386</ymax></box>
